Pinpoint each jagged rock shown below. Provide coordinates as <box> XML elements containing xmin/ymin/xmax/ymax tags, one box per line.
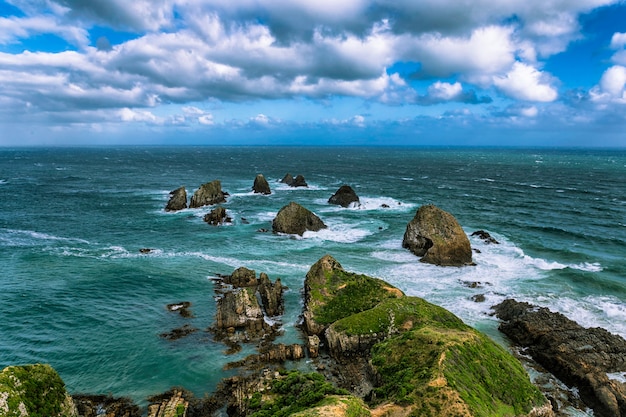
<box><xmin>159</xmin><ymin>324</ymin><xmax>198</xmax><ymax>341</ymax></box>
<box><xmin>165</xmin><ymin>186</ymin><xmax>187</xmax><ymax>211</ymax></box>
<box><xmin>0</xmin><ymin>364</ymin><xmax>78</xmax><ymax>417</ymax></box>
<box><xmin>203</xmin><ymin>206</ymin><xmax>231</xmax><ymax>226</ymax></box>
<box><xmin>272</xmin><ymin>202</ymin><xmax>326</xmax><ymax>236</ymax></box>
<box><xmin>257</xmin><ymin>272</ymin><xmax>284</xmax><ymax>317</ymax></box>
<box><xmin>215</xmin><ymin>288</ymin><xmax>265</xmax><ymax>332</ymax></box>
<box><xmin>147</xmin><ymin>389</ymin><xmax>189</xmax><ymax>417</ymax></box>
<box><xmin>189</xmin><ymin>180</ymin><xmax>226</xmax><ymax>208</ymax></box>
<box><xmin>402</xmin><ymin>204</ymin><xmax>473</xmax><ymax>266</ymax></box>
<box><xmin>291</xmin><ymin>174</ymin><xmax>308</xmax><ymax>187</ymax></box>
<box><xmin>307</xmin><ymin>335</ymin><xmax>321</xmax><ymax>358</ymax></box>
<box><xmin>280</xmin><ymin>173</ymin><xmax>294</xmax><ymax>185</ymax></box>
<box><xmin>73</xmin><ymin>394</ymin><xmax>141</xmax><ymax>417</ymax></box>
<box><xmin>328</xmin><ymin>185</ymin><xmax>360</xmax><ymax>207</ymax></box>
<box><xmin>166</xmin><ymin>301</ymin><xmax>193</xmax><ymax>318</ymax></box>
<box><xmin>471</xmin><ymin>229</ymin><xmax>500</xmax><ymax>244</ymax></box>
<box><xmin>252</xmin><ymin>174</ymin><xmax>271</xmax><ymax>195</ymax></box>
<box><xmin>225</xmin><ymin>267</ymin><xmax>257</xmax><ymax>287</ymax></box>
<box><xmin>493</xmin><ymin>299</ymin><xmax>626</xmax><ymax>417</ymax></box>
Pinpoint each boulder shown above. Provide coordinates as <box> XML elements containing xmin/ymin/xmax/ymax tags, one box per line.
<box><xmin>189</xmin><ymin>180</ymin><xmax>226</xmax><ymax>208</ymax></box>
<box><xmin>203</xmin><ymin>206</ymin><xmax>232</xmax><ymax>226</ymax></box>
<box><xmin>280</xmin><ymin>173</ymin><xmax>294</xmax><ymax>185</ymax></box>
<box><xmin>471</xmin><ymin>229</ymin><xmax>499</xmax><ymax>244</ymax></box>
<box><xmin>0</xmin><ymin>364</ymin><xmax>78</xmax><ymax>417</ymax></box>
<box><xmin>493</xmin><ymin>299</ymin><xmax>626</xmax><ymax>417</ymax></box>
<box><xmin>328</xmin><ymin>185</ymin><xmax>360</xmax><ymax>207</ymax></box>
<box><xmin>225</xmin><ymin>267</ymin><xmax>258</xmax><ymax>287</ymax></box>
<box><xmin>252</xmin><ymin>174</ymin><xmax>271</xmax><ymax>195</ymax></box>
<box><xmin>165</xmin><ymin>186</ymin><xmax>187</xmax><ymax>211</ymax></box>
<box><xmin>291</xmin><ymin>174</ymin><xmax>308</xmax><ymax>187</ymax></box>
<box><xmin>272</xmin><ymin>202</ymin><xmax>326</xmax><ymax>236</ymax></box>
<box><xmin>402</xmin><ymin>204</ymin><xmax>473</xmax><ymax>266</ymax></box>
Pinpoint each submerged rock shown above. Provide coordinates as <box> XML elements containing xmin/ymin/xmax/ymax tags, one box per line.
<box><xmin>328</xmin><ymin>185</ymin><xmax>360</xmax><ymax>207</ymax></box>
<box><xmin>165</xmin><ymin>186</ymin><xmax>187</xmax><ymax>212</ymax></box>
<box><xmin>189</xmin><ymin>180</ymin><xmax>226</xmax><ymax>208</ymax></box>
<box><xmin>272</xmin><ymin>202</ymin><xmax>326</xmax><ymax>236</ymax></box>
<box><xmin>471</xmin><ymin>229</ymin><xmax>500</xmax><ymax>244</ymax></box>
<box><xmin>73</xmin><ymin>394</ymin><xmax>141</xmax><ymax>417</ymax></box>
<box><xmin>493</xmin><ymin>299</ymin><xmax>626</xmax><ymax>417</ymax></box>
<box><xmin>252</xmin><ymin>174</ymin><xmax>271</xmax><ymax>195</ymax></box>
<box><xmin>402</xmin><ymin>204</ymin><xmax>473</xmax><ymax>266</ymax></box>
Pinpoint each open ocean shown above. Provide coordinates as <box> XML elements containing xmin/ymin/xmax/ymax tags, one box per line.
<box><xmin>1</xmin><ymin>146</ymin><xmax>625</xmax><ymax>411</ymax></box>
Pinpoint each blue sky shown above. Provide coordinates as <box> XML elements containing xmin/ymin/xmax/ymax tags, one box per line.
<box><xmin>1</xmin><ymin>0</ymin><xmax>626</xmax><ymax>147</ymax></box>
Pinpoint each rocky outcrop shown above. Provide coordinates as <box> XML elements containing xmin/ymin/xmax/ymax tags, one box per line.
<box><xmin>299</xmin><ymin>255</ymin><xmax>551</xmax><ymax>416</ymax></box>
<box><xmin>402</xmin><ymin>204</ymin><xmax>473</xmax><ymax>266</ymax></box>
<box><xmin>252</xmin><ymin>174</ymin><xmax>271</xmax><ymax>195</ymax></box>
<box><xmin>0</xmin><ymin>364</ymin><xmax>78</xmax><ymax>417</ymax></box>
<box><xmin>73</xmin><ymin>394</ymin><xmax>141</xmax><ymax>417</ymax></box>
<box><xmin>280</xmin><ymin>173</ymin><xmax>307</xmax><ymax>187</ymax></box>
<box><xmin>165</xmin><ymin>186</ymin><xmax>187</xmax><ymax>212</ymax></box>
<box><xmin>189</xmin><ymin>180</ymin><xmax>226</xmax><ymax>208</ymax></box>
<box><xmin>212</xmin><ymin>267</ymin><xmax>284</xmax><ymax>347</ymax></box>
<box><xmin>146</xmin><ymin>389</ymin><xmax>188</xmax><ymax>417</ymax></box>
<box><xmin>272</xmin><ymin>202</ymin><xmax>326</xmax><ymax>236</ymax></box>
<box><xmin>166</xmin><ymin>301</ymin><xmax>193</xmax><ymax>318</ymax></box>
<box><xmin>203</xmin><ymin>206</ymin><xmax>231</xmax><ymax>226</ymax></box>
<box><xmin>471</xmin><ymin>229</ymin><xmax>499</xmax><ymax>244</ymax></box>
<box><xmin>493</xmin><ymin>299</ymin><xmax>626</xmax><ymax>417</ymax></box>
<box><xmin>328</xmin><ymin>185</ymin><xmax>360</xmax><ymax>207</ymax></box>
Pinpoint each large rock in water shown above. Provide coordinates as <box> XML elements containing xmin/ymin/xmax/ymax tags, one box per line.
<box><xmin>402</xmin><ymin>204</ymin><xmax>473</xmax><ymax>266</ymax></box>
<box><xmin>252</xmin><ymin>174</ymin><xmax>271</xmax><ymax>195</ymax></box>
<box><xmin>328</xmin><ymin>185</ymin><xmax>360</xmax><ymax>207</ymax></box>
<box><xmin>189</xmin><ymin>180</ymin><xmax>226</xmax><ymax>208</ymax></box>
<box><xmin>0</xmin><ymin>364</ymin><xmax>78</xmax><ymax>417</ymax></box>
<box><xmin>164</xmin><ymin>186</ymin><xmax>187</xmax><ymax>211</ymax></box>
<box><xmin>272</xmin><ymin>202</ymin><xmax>326</xmax><ymax>236</ymax></box>
<box><xmin>300</xmin><ymin>255</ymin><xmax>552</xmax><ymax>416</ymax></box>
<box><xmin>493</xmin><ymin>299</ymin><xmax>626</xmax><ymax>417</ymax></box>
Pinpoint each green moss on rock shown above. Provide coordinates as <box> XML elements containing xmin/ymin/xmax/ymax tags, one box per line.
<box><xmin>0</xmin><ymin>364</ymin><xmax>76</xmax><ymax>417</ymax></box>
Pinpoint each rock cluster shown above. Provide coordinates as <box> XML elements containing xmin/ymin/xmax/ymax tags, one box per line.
<box><xmin>280</xmin><ymin>173</ymin><xmax>307</xmax><ymax>187</ymax></box>
<box><xmin>493</xmin><ymin>299</ymin><xmax>626</xmax><ymax>417</ymax></box>
<box><xmin>402</xmin><ymin>204</ymin><xmax>473</xmax><ymax>266</ymax></box>
<box><xmin>471</xmin><ymin>229</ymin><xmax>499</xmax><ymax>244</ymax></box>
<box><xmin>203</xmin><ymin>206</ymin><xmax>231</xmax><ymax>226</ymax></box>
<box><xmin>272</xmin><ymin>201</ymin><xmax>326</xmax><ymax>235</ymax></box>
<box><xmin>146</xmin><ymin>390</ymin><xmax>189</xmax><ymax>417</ymax></box>
<box><xmin>164</xmin><ymin>186</ymin><xmax>187</xmax><ymax>212</ymax></box>
<box><xmin>328</xmin><ymin>185</ymin><xmax>360</xmax><ymax>207</ymax></box>
<box><xmin>252</xmin><ymin>174</ymin><xmax>271</xmax><ymax>194</ymax></box>
<box><xmin>211</xmin><ymin>267</ymin><xmax>285</xmax><ymax>348</ymax></box>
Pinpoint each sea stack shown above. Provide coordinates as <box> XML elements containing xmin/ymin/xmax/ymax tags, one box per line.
<box><xmin>189</xmin><ymin>180</ymin><xmax>226</xmax><ymax>208</ymax></box>
<box><xmin>252</xmin><ymin>174</ymin><xmax>271</xmax><ymax>195</ymax></box>
<box><xmin>328</xmin><ymin>185</ymin><xmax>360</xmax><ymax>207</ymax></box>
<box><xmin>402</xmin><ymin>204</ymin><xmax>473</xmax><ymax>266</ymax></box>
<box><xmin>272</xmin><ymin>202</ymin><xmax>326</xmax><ymax>236</ymax></box>
<box><xmin>164</xmin><ymin>186</ymin><xmax>187</xmax><ymax>211</ymax></box>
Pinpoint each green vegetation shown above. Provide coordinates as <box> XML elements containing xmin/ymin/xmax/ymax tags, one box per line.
<box><xmin>247</xmin><ymin>371</ymin><xmax>348</xmax><ymax>417</ymax></box>
<box><xmin>290</xmin><ymin>395</ymin><xmax>371</xmax><ymax>417</ymax></box>
<box><xmin>0</xmin><ymin>364</ymin><xmax>74</xmax><ymax>417</ymax></box>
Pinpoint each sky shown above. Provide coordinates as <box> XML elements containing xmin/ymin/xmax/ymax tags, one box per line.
<box><xmin>1</xmin><ymin>0</ymin><xmax>626</xmax><ymax>147</ymax></box>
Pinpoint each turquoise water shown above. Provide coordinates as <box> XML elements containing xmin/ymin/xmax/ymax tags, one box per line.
<box><xmin>1</xmin><ymin>147</ymin><xmax>625</xmax><ymax>406</ymax></box>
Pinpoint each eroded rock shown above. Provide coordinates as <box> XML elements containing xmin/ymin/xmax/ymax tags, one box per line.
<box><xmin>165</xmin><ymin>186</ymin><xmax>187</xmax><ymax>212</ymax></box>
<box><xmin>189</xmin><ymin>180</ymin><xmax>226</xmax><ymax>208</ymax></box>
<box><xmin>203</xmin><ymin>206</ymin><xmax>231</xmax><ymax>226</ymax></box>
<box><xmin>272</xmin><ymin>202</ymin><xmax>326</xmax><ymax>236</ymax></box>
<box><xmin>252</xmin><ymin>174</ymin><xmax>271</xmax><ymax>195</ymax></box>
<box><xmin>328</xmin><ymin>185</ymin><xmax>360</xmax><ymax>208</ymax></box>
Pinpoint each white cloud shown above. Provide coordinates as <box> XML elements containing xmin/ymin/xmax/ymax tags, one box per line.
<box><xmin>427</xmin><ymin>82</ymin><xmax>463</xmax><ymax>100</ymax></box>
<box><xmin>520</xmin><ymin>106</ymin><xmax>539</xmax><ymax>117</ymax></box>
<box><xmin>119</xmin><ymin>108</ymin><xmax>160</xmax><ymax>123</ymax></box>
<box><xmin>198</xmin><ymin>114</ymin><xmax>214</xmax><ymax>125</ymax></box>
<box><xmin>591</xmin><ymin>65</ymin><xmax>626</xmax><ymax>103</ymax></box>
<box><xmin>493</xmin><ymin>62</ymin><xmax>558</xmax><ymax>102</ymax></box>
<box><xmin>610</xmin><ymin>32</ymin><xmax>626</xmax><ymax>49</ymax></box>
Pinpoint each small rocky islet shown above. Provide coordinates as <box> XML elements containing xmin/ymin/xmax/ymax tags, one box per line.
<box><xmin>3</xmin><ymin>175</ymin><xmax>626</xmax><ymax>417</ymax></box>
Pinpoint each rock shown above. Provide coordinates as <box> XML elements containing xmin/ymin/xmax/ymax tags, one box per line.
<box><xmin>165</xmin><ymin>186</ymin><xmax>187</xmax><ymax>212</ymax></box>
<box><xmin>159</xmin><ymin>324</ymin><xmax>198</xmax><ymax>340</ymax></box>
<box><xmin>307</xmin><ymin>335</ymin><xmax>321</xmax><ymax>358</ymax></box>
<box><xmin>225</xmin><ymin>267</ymin><xmax>257</xmax><ymax>287</ymax></box>
<box><xmin>166</xmin><ymin>301</ymin><xmax>193</xmax><ymax>318</ymax></box>
<box><xmin>280</xmin><ymin>173</ymin><xmax>294</xmax><ymax>185</ymax></box>
<box><xmin>189</xmin><ymin>180</ymin><xmax>226</xmax><ymax>208</ymax></box>
<box><xmin>257</xmin><ymin>272</ymin><xmax>284</xmax><ymax>317</ymax></box>
<box><xmin>0</xmin><ymin>364</ymin><xmax>78</xmax><ymax>417</ymax></box>
<box><xmin>139</xmin><ymin>248</ymin><xmax>152</xmax><ymax>254</ymax></box>
<box><xmin>328</xmin><ymin>185</ymin><xmax>360</xmax><ymax>207</ymax></box>
<box><xmin>471</xmin><ymin>294</ymin><xmax>486</xmax><ymax>302</ymax></box>
<box><xmin>272</xmin><ymin>202</ymin><xmax>326</xmax><ymax>236</ymax></box>
<box><xmin>252</xmin><ymin>174</ymin><xmax>271</xmax><ymax>195</ymax></box>
<box><xmin>146</xmin><ymin>389</ymin><xmax>189</xmax><ymax>417</ymax></box>
<box><xmin>402</xmin><ymin>204</ymin><xmax>473</xmax><ymax>266</ymax></box>
<box><xmin>291</xmin><ymin>174</ymin><xmax>308</xmax><ymax>187</ymax></box>
<box><xmin>203</xmin><ymin>206</ymin><xmax>232</xmax><ymax>226</ymax></box>
<box><xmin>471</xmin><ymin>229</ymin><xmax>500</xmax><ymax>244</ymax></box>
<box><xmin>493</xmin><ymin>299</ymin><xmax>626</xmax><ymax>417</ymax></box>
<box><xmin>73</xmin><ymin>394</ymin><xmax>141</xmax><ymax>417</ymax></box>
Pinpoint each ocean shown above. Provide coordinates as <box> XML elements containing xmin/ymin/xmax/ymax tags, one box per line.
<box><xmin>1</xmin><ymin>146</ymin><xmax>625</xmax><ymax>412</ymax></box>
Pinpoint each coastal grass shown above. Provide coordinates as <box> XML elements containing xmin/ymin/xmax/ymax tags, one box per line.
<box><xmin>0</xmin><ymin>364</ymin><xmax>72</xmax><ymax>417</ymax></box>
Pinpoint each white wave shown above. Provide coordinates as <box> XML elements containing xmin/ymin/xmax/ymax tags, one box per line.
<box><xmin>301</xmin><ymin>225</ymin><xmax>371</xmax><ymax>243</ymax></box>
<box><xmin>608</xmin><ymin>372</ymin><xmax>626</xmax><ymax>383</ymax></box>
<box><xmin>273</xmin><ymin>182</ymin><xmax>327</xmax><ymax>191</ymax></box>
<box><xmin>1</xmin><ymin>228</ymin><xmax>89</xmax><ymax>245</ymax></box>
<box><xmin>401</xmin><ymin>177</ymin><xmax>414</xmax><ymax>181</ymax></box>
<box><xmin>370</xmin><ymin>250</ymin><xmax>417</xmax><ymax>263</ymax></box>
<box><xmin>522</xmin><ymin>256</ymin><xmax>602</xmax><ymax>272</ymax></box>
<box><xmin>0</xmin><ymin>179</ymin><xmax>7</xmax><ymax>185</ymax></box>
<box><xmin>318</xmin><ymin>196</ymin><xmax>415</xmax><ymax>212</ymax></box>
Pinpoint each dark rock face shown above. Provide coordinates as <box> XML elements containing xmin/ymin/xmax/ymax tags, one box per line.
<box><xmin>471</xmin><ymin>229</ymin><xmax>499</xmax><ymax>244</ymax></box>
<box><xmin>328</xmin><ymin>185</ymin><xmax>360</xmax><ymax>207</ymax></box>
<box><xmin>73</xmin><ymin>394</ymin><xmax>141</xmax><ymax>417</ymax></box>
<box><xmin>272</xmin><ymin>202</ymin><xmax>326</xmax><ymax>236</ymax></box>
<box><xmin>280</xmin><ymin>173</ymin><xmax>294</xmax><ymax>185</ymax></box>
<box><xmin>402</xmin><ymin>204</ymin><xmax>473</xmax><ymax>266</ymax></box>
<box><xmin>252</xmin><ymin>174</ymin><xmax>271</xmax><ymax>194</ymax></box>
<box><xmin>280</xmin><ymin>173</ymin><xmax>307</xmax><ymax>187</ymax></box>
<box><xmin>257</xmin><ymin>272</ymin><xmax>284</xmax><ymax>317</ymax></box>
<box><xmin>166</xmin><ymin>301</ymin><xmax>193</xmax><ymax>318</ymax></box>
<box><xmin>203</xmin><ymin>206</ymin><xmax>231</xmax><ymax>226</ymax></box>
<box><xmin>159</xmin><ymin>324</ymin><xmax>198</xmax><ymax>340</ymax></box>
<box><xmin>493</xmin><ymin>299</ymin><xmax>626</xmax><ymax>417</ymax></box>
<box><xmin>165</xmin><ymin>186</ymin><xmax>187</xmax><ymax>211</ymax></box>
<box><xmin>189</xmin><ymin>180</ymin><xmax>226</xmax><ymax>208</ymax></box>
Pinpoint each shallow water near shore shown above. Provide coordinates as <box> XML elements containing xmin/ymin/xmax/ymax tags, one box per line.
<box><xmin>1</xmin><ymin>146</ymin><xmax>625</xmax><ymax>412</ymax></box>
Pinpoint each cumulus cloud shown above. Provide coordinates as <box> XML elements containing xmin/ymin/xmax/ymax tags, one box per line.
<box><xmin>493</xmin><ymin>62</ymin><xmax>558</xmax><ymax>102</ymax></box>
<box><xmin>591</xmin><ymin>65</ymin><xmax>626</xmax><ymax>103</ymax></box>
